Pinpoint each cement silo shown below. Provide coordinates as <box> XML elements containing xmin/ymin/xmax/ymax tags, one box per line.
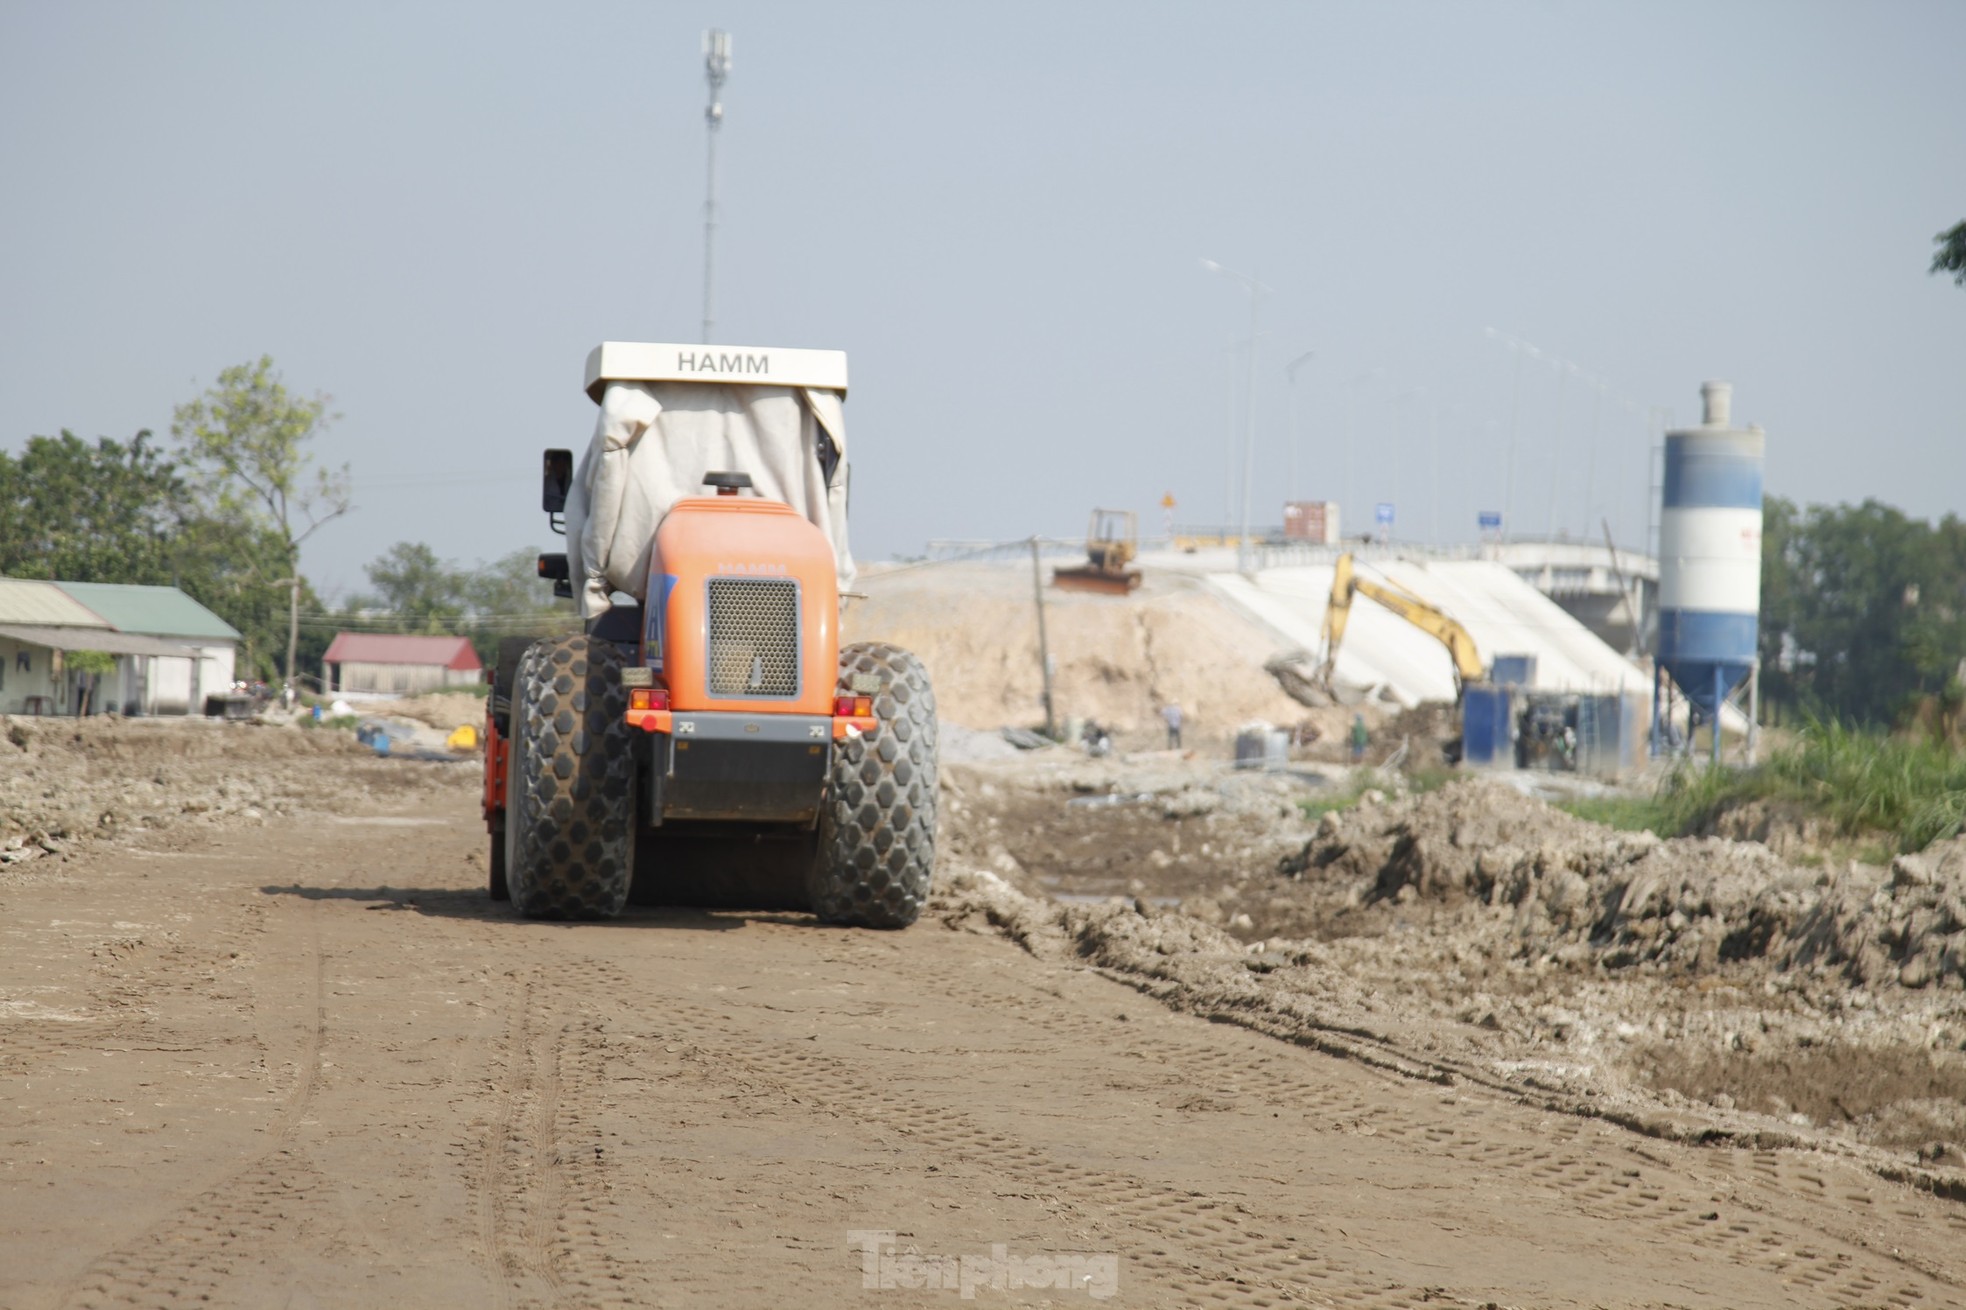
<box><xmin>1655</xmin><ymin>381</ymin><xmax>1764</xmax><ymax>759</ymax></box>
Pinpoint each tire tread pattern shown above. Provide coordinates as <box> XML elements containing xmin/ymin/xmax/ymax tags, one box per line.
<box><xmin>508</xmin><ymin>635</ymin><xmax>635</xmax><ymax>920</ymax></box>
<box><xmin>810</xmin><ymin>641</ymin><xmax>938</xmax><ymax>928</ymax></box>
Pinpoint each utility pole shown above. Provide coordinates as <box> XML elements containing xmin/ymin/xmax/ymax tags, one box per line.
<box><xmin>700</xmin><ymin>29</ymin><xmax>732</xmax><ymax>345</ymax></box>
<box><xmin>1029</xmin><ymin>537</ymin><xmax>1057</xmax><ymax>738</ymax></box>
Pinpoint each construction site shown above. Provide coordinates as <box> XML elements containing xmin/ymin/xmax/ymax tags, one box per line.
<box><xmin>8</xmin><ymin>0</ymin><xmax>1965</xmax><ymax>1302</ymax></box>
<box><xmin>4</xmin><ymin>456</ymin><xmax>1966</xmax><ymax>1304</ymax></box>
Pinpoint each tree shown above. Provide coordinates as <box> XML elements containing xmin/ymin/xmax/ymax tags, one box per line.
<box><xmin>0</xmin><ymin>430</ymin><xmax>189</xmax><ymax>583</ymax></box>
<box><xmin>0</xmin><ymin>425</ymin><xmax>306</xmax><ymax>676</ymax></box>
<box><xmin>172</xmin><ymin>357</ymin><xmax>351</xmax><ymax>693</ymax></box>
<box><xmin>1756</xmin><ymin>498</ymin><xmax>1966</xmax><ymax>727</ymax></box>
<box><xmin>1757</xmin><ymin>494</ymin><xmax>1803</xmax><ymax>722</ymax></box>
<box><xmin>458</xmin><ymin>546</ymin><xmax>575</xmax><ymax>663</ymax></box>
<box><xmin>1933</xmin><ymin>221</ymin><xmax>1966</xmax><ymax>287</ymax></box>
<box><xmin>332</xmin><ymin>542</ymin><xmax>574</xmax><ymax>666</ymax></box>
<box><xmin>64</xmin><ymin>649</ymin><xmax>116</xmax><ymax>716</ymax></box>
<box><xmin>362</xmin><ymin>541</ymin><xmax>467</xmax><ymax>633</ymax></box>
<box><xmin>168</xmin><ymin>513</ymin><xmax>317</xmax><ymax>680</ymax></box>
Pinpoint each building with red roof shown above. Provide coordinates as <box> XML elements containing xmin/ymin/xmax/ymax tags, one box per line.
<box><xmin>322</xmin><ymin>633</ymin><xmax>483</xmax><ymax>695</ymax></box>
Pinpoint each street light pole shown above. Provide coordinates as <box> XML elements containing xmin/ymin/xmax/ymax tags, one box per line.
<box><xmin>1485</xmin><ymin>327</ymin><xmax>1545</xmax><ymax>542</ymax></box>
<box><xmin>1222</xmin><ymin>343</ymin><xmax>1237</xmax><ymax>524</ymax></box>
<box><xmin>1582</xmin><ymin>374</ymin><xmax>1607</xmax><ymax>539</ymax></box>
<box><xmin>1392</xmin><ymin>384</ymin><xmax>1424</xmax><ymax>545</ymax></box>
<box><xmin>1343</xmin><ymin>367</ymin><xmax>1386</xmax><ymax>544</ymax></box>
<box><xmin>1202</xmin><ymin>259</ymin><xmax>1270</xmax><ymax>575</ymax></box>
<box><xmin>1285</xmin><ymin>350</ymin><xmax>1316</xmax><ymax>506</ymax></box>
<box><xmin>1239</xmin><ymin>279</ymin><xmax>1259</xmax><ymax>571</ymax></box>
<box><xmin>1546</xmin><ymin>359</ymin><xmax>1575</xmax><ymax>540</ymax></box>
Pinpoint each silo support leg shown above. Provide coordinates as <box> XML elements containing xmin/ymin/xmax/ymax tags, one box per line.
<box><xmin>1747</xmin><ymin>664</ymin><xmax>1759</xmax><ymax>767</ymax></box>
<box><xmin>1711</xmin><ymin>666</ymin><xmax>1724</xmax><ymax>767</ymax></box>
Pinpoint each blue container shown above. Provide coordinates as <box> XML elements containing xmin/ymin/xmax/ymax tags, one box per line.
<box><xmin>1575</xmin><ymin>692</ymin><xmax>1647</xmax><ymax>780</ymax></box>
<box><xmin>1490</xmin><ymin>654</ymin><xmax>1537</xmax><ymax>689</ymax></box>
<box><xmin>1460</xmin><ymin>685</ymin><xmax>1513</xmax><ymax>768</ymax></box>
<box><xmin>1656</xmin><ymin>383</ymin><xmax>1763</xmax><ymax>716</ymax></box>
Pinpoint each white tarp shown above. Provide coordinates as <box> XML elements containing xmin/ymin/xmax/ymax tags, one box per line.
<box><xmin>565</xmin><ymin>380</ymin><xmax>852</xmax><ymax>618</ymax></box>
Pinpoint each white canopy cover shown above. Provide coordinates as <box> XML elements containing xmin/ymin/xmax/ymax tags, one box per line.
<box><xmin>564</xmin><ymin>343</ymin><xmax>853</xmax><ymax>618</ymax></box>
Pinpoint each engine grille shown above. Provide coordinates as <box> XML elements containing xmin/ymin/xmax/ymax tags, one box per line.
<box><xmin>705</xmin><ymin>576</ymin><xmax>801</xmax><ymax>698</ymax></box>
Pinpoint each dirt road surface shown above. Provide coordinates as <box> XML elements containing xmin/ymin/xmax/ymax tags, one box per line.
<box><xmin>4</xmin><ymin>777</ymin><xmax>1963</xmax><ymax>1309</ymax></box>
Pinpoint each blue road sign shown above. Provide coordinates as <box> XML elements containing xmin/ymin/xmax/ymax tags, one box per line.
<box><xmin>1375</xmin><ymin>502</ymin><xmax>1395</xmax><ymax>526</ymax></box>
<box><xmin>1478</xmin><ymin>510</ymin><xmax>1502</xmax><ymax>531</ymax></box>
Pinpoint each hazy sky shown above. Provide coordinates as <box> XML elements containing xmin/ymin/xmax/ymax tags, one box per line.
<box><xmin>4</xmin><ymin>1</ymin><xmax>1961</xmax><ymax>601</ymax></box>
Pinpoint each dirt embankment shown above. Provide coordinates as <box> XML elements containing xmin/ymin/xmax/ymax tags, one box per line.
<box><xmin>943</xmin><ymin>757</ymin><xmax>1966</xmax><ymax>1173</ymax></box>
<box><xmin>0</xmin><ymin>713</ymin><xmax>473</xmax><ymax>874</ymax></box>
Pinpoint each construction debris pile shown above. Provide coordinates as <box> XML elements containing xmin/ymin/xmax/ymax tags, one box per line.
<box><xmin>0</xmin><ymin>715</ymin><xmax>471</xmax><ymax>873</ymax></box>
<box><xmin>1272</xmin><ymin>778</ymin><xmax>1966</xmax><ymax>992</ymax></box>
<box><xmin>936</xmin><ymin>761</ymin><xmax>1966</xmax><ymax>1173</ymax></box>
<box><xmin>939</xmin><ymin>754</ymin><xmax>1318</xmax><ymax>910</ymax></box>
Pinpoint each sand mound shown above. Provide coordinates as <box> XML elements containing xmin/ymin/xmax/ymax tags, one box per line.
<box><xmin>845</xmin><ymin>564</ymin><xmax>1314</xmax><ymax>747</ymax></box>
<box><xmin>370</xmin><ymin>691</ymin><xmax>488</xmax><ymax>732</ymax></box>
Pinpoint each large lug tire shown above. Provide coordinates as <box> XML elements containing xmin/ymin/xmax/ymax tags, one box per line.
<box><xmin>489</xmin><ymin>635</ymin><xmax>535</xmax><ymax>735</ymax></box>
<box><xmin>810</xmin><ymin>642</ymin><xmax>938</xmax><ymax>928</ymax></box>
<box><xmin>487</xmin><ymin>817</ymin><xmax>509</xmax><ymax>901</ymax></box>
<box><xmin>487</xmin><ymin>633</ymin><xmax>536</xmax><ymax>902</ymax></box>
<box><xmin>505</xmin><ymin>635</ymin><xmax>636</xmax><ymax>920</ymax></box>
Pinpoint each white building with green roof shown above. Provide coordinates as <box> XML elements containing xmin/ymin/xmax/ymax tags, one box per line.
<box><xmin>55</xmin><ymin>582</ymin><xmax>240</xmax><ymax>715</ymax></box>
<box><xmin>0</xmin><ymin>577</ymin><xmax>117</xmax><ymax>715</ymax></box>
<box><xmin>0</xmin><ymin>578</ymin><xmax>239</xmax><ymax>716</ymax></box>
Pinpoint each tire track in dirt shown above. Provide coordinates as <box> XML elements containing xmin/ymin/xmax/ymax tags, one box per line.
<box><xmin>56</xmin><ymin>900</ymin><xmax>331</xmax><ymax>1310</ymax></box>
<box><xmin>465</xmin><ymin>964</ymin><xmax>642</xmax><ymax>1310</ymax></box>
<box><xmin>474</xmin><ymin>976</ymin><xmax>529</xmax><ymax>1310</ymax></box>
<box><xmin>625</xmin><ymin>978</ymin><xmax>1413</xmax><ymax>1307</ymax></box>
<box><xmin>809</xmin><ymin>922</ymin><xmax>1966</xmax><ymax>1306</ymax></box>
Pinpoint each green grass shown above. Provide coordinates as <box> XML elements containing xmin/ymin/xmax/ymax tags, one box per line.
<box><xmin>1296</xmin><ymin>764</ymin><xmax>1457</xmax><ymax>824</ymax></box>
<box><xmin>1403</xmin><ymin>765</ymin><xmax>1458</xmax><ymax>797</ymax></box>
<box><xmin>1761</xmin><ymin>719</ymin><xmax>1966</xmax><ymax>851</ymax></box>
<box><xmin>1553</xmin><ymin>794</ymin><xmax>1678</xmax><ymax>833</ymax></box>
<box><xmin>1556</xmin><ymin>720</ymin><xmax>1966</xmax><ymax>854</ymax></box>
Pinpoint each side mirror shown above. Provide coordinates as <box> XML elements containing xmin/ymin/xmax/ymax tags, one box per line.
<box><xmin>542</xmin><ymin>448</ymin><xmax>573</xmax><ymax>513</ymax></box>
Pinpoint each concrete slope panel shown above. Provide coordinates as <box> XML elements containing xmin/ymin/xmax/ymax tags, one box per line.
<box><xmin>1204</xmin><ymin>560</ymin><xmax>1651</xmax><ymax>709</ymax></box>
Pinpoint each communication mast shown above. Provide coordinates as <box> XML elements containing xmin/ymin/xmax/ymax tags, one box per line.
<box><xmin>700</xmin><ymin>29</ymin><xmax>732</xmax><ymax>344</ymax></box>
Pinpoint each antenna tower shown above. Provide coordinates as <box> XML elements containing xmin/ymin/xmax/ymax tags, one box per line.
<box><xmin>701</xmin><ymin>29</ymin><xmax>732</xmax><ymax>344</ymax></box>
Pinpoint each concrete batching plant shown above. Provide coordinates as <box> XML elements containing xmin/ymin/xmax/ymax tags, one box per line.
<box><xmin>1653</xmin><ymin>381</ymin><xmax>1765</xmax><ymax>761</ymax></box>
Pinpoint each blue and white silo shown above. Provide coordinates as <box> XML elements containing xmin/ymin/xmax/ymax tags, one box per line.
<box><xmin>1655</xmin><ymin>381</ymin><xmax>1764</xmax><ymax>751</ymax></box>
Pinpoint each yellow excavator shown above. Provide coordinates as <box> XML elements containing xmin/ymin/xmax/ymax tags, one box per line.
<box><xmin>1316</xmin><ymin>554</ymin><xmax>1486</xmax><ymax>698</ymax></box>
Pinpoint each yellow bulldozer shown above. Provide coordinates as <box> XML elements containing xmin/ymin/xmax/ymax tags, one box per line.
<box><xmin>1052</xmin><ymin>509</ymin><xmax>1142</xmax><ymax>595</ymax></box>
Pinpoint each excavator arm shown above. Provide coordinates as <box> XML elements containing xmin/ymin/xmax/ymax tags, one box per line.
<box><xmin>1317</xmin><ymin>554</ymin><xmax>1486</xmax><ymax>696</ymax></box>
